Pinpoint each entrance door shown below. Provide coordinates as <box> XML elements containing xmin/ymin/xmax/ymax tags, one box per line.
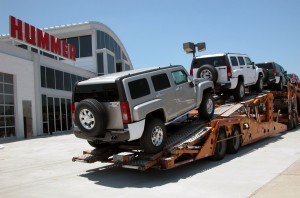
<box><xmin>23</xmin><ymin>100</ymin><xmax>32</xmax><ymax>138</ymax></box>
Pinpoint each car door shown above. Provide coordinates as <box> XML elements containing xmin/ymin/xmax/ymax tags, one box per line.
<box><xmin>150</xmin><ymin>72</ymin><xmax>178</xmax><ymax>121</ymax></box>
<box><xmin>171</xmin><ymin>70</ymin><xmax>196</xmax><ymax>115</ymax></box>
<box><xmin>244</xmin><ymin>56</ymin><xmax>256</xmax><ymax>84</ymax></box>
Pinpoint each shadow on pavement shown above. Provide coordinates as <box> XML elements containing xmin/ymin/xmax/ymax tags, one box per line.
<box><xmin>78</xmin><ymin>131</ymin><xmax>291</xmax><ymax>188</ymax></box>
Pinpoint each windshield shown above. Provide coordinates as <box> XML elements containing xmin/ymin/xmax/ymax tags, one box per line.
<box><xmin>256</xmin><ymin>63</ymin><xmax>273</xmax><ymax>69</ymax></box>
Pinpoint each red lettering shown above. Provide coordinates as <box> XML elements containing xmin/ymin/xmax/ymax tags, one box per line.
<box><xmin>61</xmin><ymin>40</ymin><xmax>69</xmax><ymax>58</ymax></box>
<box><xmin>50</xmin><ymin>35</ymin><xmax>61</xmax><ymax>55</ymax></box>
<box><xmin>10</xmin><ymin>16</ymin><xmax>23</xmax><ymax>40</ymax></box>
<box><xmin>69</xmin><ymin>44</ymin><xmax>76</xmax><ymax>61</ymax></box>
<box><xmin>37</xmin><ymin>29</ymin><xmax>50</xmax><ymax>51</ymax></box>
<box><xmin>24</xmin><ymin>23</ymin><xmax>36</xmax><ymax>45</ymax></box>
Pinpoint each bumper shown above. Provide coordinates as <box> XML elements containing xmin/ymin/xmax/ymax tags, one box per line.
<box><xmin>73</xmin><ymin>126</ymin><xmax>130</xmax><ymax>142</ymax></box>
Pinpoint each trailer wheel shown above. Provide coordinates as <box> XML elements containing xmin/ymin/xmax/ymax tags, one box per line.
<box><xmin>212</xmin><ymin>128</ymin><xmax>227</xmax><ymax>160</ymax></box>
<box><xmin>233</xmin><ymin>80</ymin><xmax>245</xmax><ymax>101</ymax></box>
<box><xmin>227</xmin><ymin>126</ymin><xmax>241</xmax><ymax>154</ymax></box>
<box><xmin>140</xmin><ymin>118</ymin><xmax>166</xmax><ymax>154</ymax></box>
<box><xmin>198</xmin><ymin>92</ymin><xmax>215</xmax><ymax>120</ymax></box>
<box><xmin>74</xmin><ymin>99</ymin><xmax>107</xmax><ymax>137</ymax></box>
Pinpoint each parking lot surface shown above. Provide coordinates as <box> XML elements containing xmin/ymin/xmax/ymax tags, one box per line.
<box><xmin>1</xmin><ymin>129</ymin><xmax>300</xmax><ymax>198</ymax></box>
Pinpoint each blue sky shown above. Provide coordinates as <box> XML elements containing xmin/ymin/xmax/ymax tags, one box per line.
<box><xmin>1</xmin><ymin>0</ymin><xmax>300</xmax><ymax>74</ymax></box>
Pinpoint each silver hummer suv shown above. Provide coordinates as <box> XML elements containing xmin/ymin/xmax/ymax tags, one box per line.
<box><xmin>72</xmin><ymin>65</ymin><xmax>214</xmax><ymax>153</ymax></box>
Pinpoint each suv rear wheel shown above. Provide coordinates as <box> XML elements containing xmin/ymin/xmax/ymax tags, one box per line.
<box><xmin>255</xmin><ymin>75</ymin><xmax>263</xmax><ymax>93</ymax></box>
<box><xmin>198</xmin><ymin>92</ymin><xmax>215</xmax><ymax>119</ymax></box>
<box><xmin>233</xmin><ymin>80</ymin><xmax>245</xmax><ymax>101</ymax></box>
<box><xmin>74</xmin><ymin>99</ymin><xmax>107</xmax><ymax>137</ymax></box>
<box><xmin>140</xmin><ymin>118</ymin><xmax>166</xmax><ymax>153</ymax></box>
<box><xmin>197</xmin><ymin>65</ymin><xmax>218</xmax><ymax>82</ymax></box>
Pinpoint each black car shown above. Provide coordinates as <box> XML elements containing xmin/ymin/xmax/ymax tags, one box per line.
<box><xmin>256</xmin><ymin>62</ymin><xmax>288</xmax><ymax>90</ymax></box>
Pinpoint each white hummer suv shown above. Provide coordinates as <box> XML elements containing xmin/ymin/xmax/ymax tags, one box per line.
<box><xmin>190</xmin><ymin>53</ymin><xmax>264</xmax><ymax>101</ymax></box>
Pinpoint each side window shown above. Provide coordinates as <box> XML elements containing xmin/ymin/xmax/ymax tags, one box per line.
<box><xmin>171</xmin><ymin>70</ymin><xmax>188</xmax><ymax>85</ymax></box>
<box><xmin>128</xmin><ymin>78</ymin><xmax>150</xmax><ymax>99</ymax></box>
<box><xmin>151</xmin><ymin>73</ymin><xmax>171</xmax><ymax>91</ymax></box>
<box><xmin>245</xmin><ymin>57</ymin><xmax>252</xmax><ymax>65</ymax></box>
<box><xmin>230</xmin><ymin>56</ymin><xmax>239</xmax><ymax>66</ymax></box>
<box><xmin>237</xmin><ymin>56</ymin><xmax>245</xmax><ymax>65</ymax></box>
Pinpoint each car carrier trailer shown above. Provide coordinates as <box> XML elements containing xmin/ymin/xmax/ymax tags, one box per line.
<box><xmin>72</xmin><ymin>83</ymin><xmax>299</xmax><ymax>171</ymax></box>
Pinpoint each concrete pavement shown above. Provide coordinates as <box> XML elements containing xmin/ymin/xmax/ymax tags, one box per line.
<box><xmin>1</xmin><ymin>129</ymin><xmax>300</xmax><ymax>198</ymax></box>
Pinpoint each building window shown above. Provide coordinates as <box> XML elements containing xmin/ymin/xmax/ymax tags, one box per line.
<box><xmin>80</xmin><ymin>35</ymin><xmax>92</xmax><ymax>57</ymax></box>
<box><xmin>55</xmin><ymin>70</ymin><xmax>63</xmax><ymax>90</ymax></box>
<box><xmin>0</xmin><ymin>72</ymin><xmax>15</xmax><ymax>138</ymax></box>
<box><xmin>55</xmin><ymin>98</ymin><xmax>61</xmax><ymax>131</ymax></box>
<box><xmin>97</xmin><ymin>53</ymin><xmax>104</xmax><ymax>75</ymax></box>
<box><xmin>41</xmin><ymin>66</ymin><xmax>46</xmax><ymax>87</ymax></box>
<box><xmin>42</xmin><ymin>95</ymin><xmax>48</xmax><ymax>134</ymax></box>
<box><xmin>67</xmin><ymin>37</ymin><xmax>79</xmax><ymax>58</ymax></box>
<box><xmin>107</xmin><ymin>54</ymin><xmax>115</xmax><ymax>74</ymax></box>
<box><xmin>97</xmin><ymin>31</ymin><xmax>122</xmax><ymax>60</ymax></box>
<box><xmin>46</xmin><ymin>68</ymin><xmax>55</xmax><ymax>89</ymax></box>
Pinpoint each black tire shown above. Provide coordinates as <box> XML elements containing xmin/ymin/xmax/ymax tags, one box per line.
<box><xmin>262</xmin><ymin>69</ymin><xmax>268</xmax><ymax>82</ymax></box>
<box><xmin>74</xmin><ymin>99</ymin><xmax>107</xmax><ymax>137</ymax></box>
<box><xmin>233</xmin><ymin>80</ymin><xmax>245</xmax><ymax>101</ymax></box>
<box><xmin>140</xmin><ymin>118</ymin><xmax>166</xmax><ymax>154</ymax></box>
<box><xmin>212</xmin><ymin>128</ymin><xmax>227</xmax><ymax>160</ymax></box>
<box><xmin>198</xmin><ymin>92</ymin><xmax>215</xmax><ymax>120</ymax></box>
<box><xmin>227</xmin><ymin>126</ymin><xmax>241</xmax><ymax>154</ymax></box>
<box><xmin>255</xmin><ymin>75</ymin><xmax>263</xmax><ymax>93</ymax></box>
<box><xmin>197</xmin><ymin>64</ymin><xmax>218</xmax><ymax>82</ymax></box>
<box><xmin>276</xmin><ymin>78</ymin><xmax>284</xmax><ymax>91</ymax></box>
<box><xmin>87</xmin><ymin>141</ymin><xmax>110</xmax><ymax>149</ymax></box>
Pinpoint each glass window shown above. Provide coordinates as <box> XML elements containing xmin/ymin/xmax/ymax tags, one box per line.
<box><xmin>237</xmin><ymin>57</ymin><xmax>245</xmax><ymax>65</ymax></box>
<box><xmin>31</xmin><ymin>48</ymin><xmax>38</xmax><ymax>53</ymax></box>
<box><xmin>4</xmin><ymin>73</ymin><xmax>13</xmax><ymax>84</ymax></box>
<box><xmin>42</xmin><ymin>95</ymin><xmax>48</xmax><ymax>122</ymax></box>
<box><xmin>42</xmin><ymin>51</ymin><xmax>55</xmax><ymax>59</ymax></box>
<box><xmin>97</xmin><ymin>53</ymin><xmax>104</xmax><ymax>74</ymax></box>
<box><xmin>55</xmin><ymin>70</ymin><xmax>63</xmax><ymax>90</ymax></box>
<box><xmin>5</xmin><ymin>106</ymin><xmax>14</xmax><ymax>115</ymax></box>
<box><xmin>230</xmin><ymin>56</ymin><xmax>239</xmax><ymax>66</ymax></box>
<box><xmin>107</xmin><ymin>54</ymin><xmax>115</xmax><ymax>74</ymax></box>
<box><xmin>61</xmin><ymin>99</ymin><xmax>67</xmax><ymax>131</ymax></box>
<box><xmin>67</xmin><ymin>37</ymin><xmax>79</xmax><ymax>58</ymax></box>
<box><xmin>125</xmin><ymin>64</ymin><xmax>131</xmax><ymax>71</ymax></box>
<box><xmin>71</xmin><ymin>74</ymin><xmax>77</xmax><ymax>90</ymax></box>
<box><xmin>80</xmin><ymin>35</ymin><xmax>92</xmax><ymax>57</ymax></box>
<box><xmin>0</xmin><ymin>127</ymin><xmax>5</xmax><ymax>138</ymax></box>
<box><xmin>0</xmin><ymin>73</ymin><xmax>3</xmax><ymax>82</ymax></box>
<box><xmin>55</xmin><ymin>98</ymin><xmax>61</xmax><ymax>131</ymax></box>
<box><xmin>41</xmin><ymin>66</ymin><xmax>46</xmax><ymax>87</ymax></box>
<box><xmin>128</xmin><ymin>78</ymin><xmax>150</xmax><ymax>99</ymax></box>
<box><xmin>104</xmin><ymin>33</ymin><xmax>109</xmax><ymax>49</ymax></box>
<box><xmin>0</xmin><ymin>117</ymin><xmax>4</xmax><ymax>127</ymax></box>
<box><xmin>0</xmin><ymin>83</ymin><xmax>3</xmax><ymax>93</ymax></box>
<box><xmin>5</xmin><ymin>95</ymin><xmax>14</xmax><ymax>105</ymax></box>
<box><xmin>4</xmin><ymin>84</ymin><xmax>13</xmax><ymax>94</ymax></box>
<box><xmin>48</xmin><ymin>97</ymin><xmax>55</xmax><ymax>133</ymax></box>
<box><xmin>122</xmin><ymin>52</ymin><xmax>128</xmax><ymax>61</ymax></box>
<box><xmin>151</xmin><ymin>73</ymin><xmax>171</xmax><ymax>91</ymax></box>
<box><xmin>245</xmin><ymin>57</ymin><xmax>252</xmax><ymax>65</ymax></box>
<box><xmin>0</xmin><ymin>105</ymin><xmax>4</xmax><ymax>115</ymax></box>
<box><xmin>5</xmin><ymin>116</ymin><xmax>14</xmax><ymax>126</ymax></box>
<box><xmin>64</xmin><ymin>72</ymin><xmax>71</xmax><ymax>91</ymax></box>
<box><xmin>6</xmin><ymin>127</ymin><xmax>15</xmax><ymax>137</ymax></box>
<box><xmin>0</xmin><ymin>95</ymin><xmax>3</xmax><ymax>104</ymax></box>
<box><xmin>171</xmin><ymin>70</ymin><xmax>188</xmax><ymax>85</ymax></box>
<box><xmin>46</xmin><ymin>68</ymin><xmax>55</xmax><ymax>89</ymax></box>
<box><xmin>66</xmin><ymin>99</ymin><xmax>72</xmax><ymax>130</ymax></box>
<box><xmin>97</xmin><ymin>31</ymin><xmax>103</xmax><ymax>49</ymax></box>
<box><xmin>101</xmin><ymin>31</ymin><xmax>106</xmax><ymax>49</ymax></box>
<box><xmin>116</xmin><ymin>45</ymin><xmax>121</xmax><ymax>60</ymax></box>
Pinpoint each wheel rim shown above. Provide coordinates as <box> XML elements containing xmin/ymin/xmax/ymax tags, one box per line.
<box><xmin>200</xmin><ymin>69</ymin><xmax>213</xmax><ymax>80</ymax></box>
<box><xmin>206</xmin><ymin>98</ymin><xmax>214</xmax><ymax>115</ymax></box>
<box><xmin>151</xmin><ymin>126</ymin><xmax>164</xmax><ymax>146</ymax></box>
<box><xmin>79</xmin><ymin>109</ymin><xmax>95</xmax><ymax>130</ymax></box>
<box><xmin>240</xmin><ymin>83</ymin><xmax>245</xmax><ymax>97</ymax></box>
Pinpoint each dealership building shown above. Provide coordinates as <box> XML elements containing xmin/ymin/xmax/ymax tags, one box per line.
<box><xmin>0</xmin><ymin>16</ymin><xmax>133</xmax><ymax>139</ymax></box>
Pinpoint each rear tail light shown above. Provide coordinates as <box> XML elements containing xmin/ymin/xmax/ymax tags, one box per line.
<box><xmin>120</xmin><ymin>101</ymin><xmax>131</xmax><ymax>124</ymax></box>
<box><xmin>71</xmin><ymin>102</ymin><xmax>75</xmax><ymax>122</ymax></box>
<box><xmin>190</xmin><ymin>68</ymin><xmax>193</xmax><ymax>76</ymax></box>
<box><xmin>273</xmin><ymin>68</ymin><xmax>277</xmax><ymax>76</ymax></box>
<box><xmin>227</xmin><ymin>66</ymin><xmax>232</xmax><ymax>80</ymax></box>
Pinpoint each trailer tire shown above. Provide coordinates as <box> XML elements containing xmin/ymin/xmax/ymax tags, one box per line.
<box><xmin>74</xmin><ymin>99</ymin><xmax>107</xmax><ymax>137</ymax></box>
<box><xmin>226</xmin><ymin>126</ymin><xmax>241</xmax><ymax>154</ymax></box>
<box><xmin>233</xmin><ymin>80</ymin><xmax>245</xmax><ymax>101</ymax></box>
<box><xmin>198</xmin><ymin>92</ymin><xmax>215</xmax><ymax>120</ymax></box>
<box><xmin>212</xmin><ymin>128</ymin><xmax>227</xmax><ymax>160</ymax></box>
<box><xmin>140</xmin><ymin>118</ymin><xmax>166</xmax><ymax>154</ymax></box>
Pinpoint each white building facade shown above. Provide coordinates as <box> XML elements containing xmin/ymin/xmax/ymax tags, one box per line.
<box><xmin>0</xmin><ymin>18</ymin><xmax>133</xmax><ymax>139</ymax></box>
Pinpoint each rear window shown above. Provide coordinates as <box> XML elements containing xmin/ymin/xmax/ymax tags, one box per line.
<box><xmin>192</xmin><ymin>56</ymin><xmax>227</xmax><ymax>68</ymax></box>
<box><xmin>74</xmin><ymin>83</ymin><xmax>119</xmax><ymax>102</ymax></box>
<box><xmin>128</xmin><ymin>78</ymin><xmax>150</xmax><ymax>99</ymax></box>
<box><xmin>256</xmin><ymin>63</ymin><xmax>273</xmax><ymax>69</ymax></box>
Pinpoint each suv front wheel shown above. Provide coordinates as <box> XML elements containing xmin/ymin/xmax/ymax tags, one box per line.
<box><xmin>140</xmin><ymin>118</ymin><xmax>166</xmax><ymax>153</ymax></box>
<box><xmin>198</xmin><ymin>92</ymin><xmax>215</xmax><ymax>119</ymax></box>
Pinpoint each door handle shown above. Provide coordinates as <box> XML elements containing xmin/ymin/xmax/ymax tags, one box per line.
<box><xmin>240</xmin><ymin>67</ymin><xmax>244</xmax><ymax>69</ymax></box>
<box><xmin>247</xmin><ymin>66</ymin><xmax>250</xmax><ymax>68</ymax></box>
